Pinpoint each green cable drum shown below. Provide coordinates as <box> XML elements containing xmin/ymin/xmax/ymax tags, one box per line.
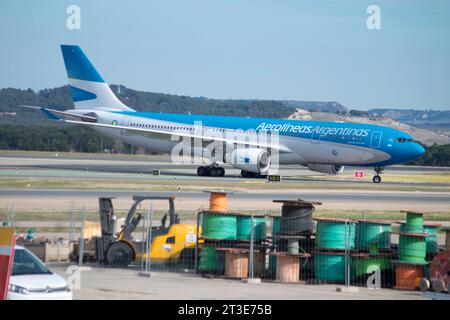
<box><xmin>236</xmin><ymin>216</ymin><xmax>266</xmax><ymax>241</ymax></box>
<box><xmin>399</xmin><ymin>223</ymin><xmax>439</xmax><ymax>254</ymax></box>
<box><xmin>202</xmin><ymin>213</ymin><xmax>237</xmax><ymax>239</ymax></box>
<box><xmin>352</xmin><ymin>255</ymin><xmax>391</xmax><ymax>278</ymax></box>
<box><xmin>398</xmin><ymin>234</ymin><xmax>427</xmax><ymax>264</ymax></box>
<box><xmin>405</xmin><ymin>212</ymin><xmax>424</xmax><ymax>233</ymax></box>
<box><xmin>316</xmin><ymin>219</ymin><xmax>356</xmax><ymax>250</ymax></box>
<box><xmin>199</xmin><ymin>246</ymin><xmax>225</xmax><ymax>273</ymax></box>
<box><xmin>314</xmin><ymin>252</ymin><xmax>346</xmax><ymax>282</ymax></box>
<box><xmin>356</xmin><ymin>220</ymin><xmax>392</xmax><ymax>251</ymax></box>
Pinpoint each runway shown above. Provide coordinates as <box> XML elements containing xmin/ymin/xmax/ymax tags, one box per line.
<box><xmin>1</xmin><ymin>188</ymin><xmax>449</xmax><ymax>212</ymax></box>
<box><xmin>1</xmin><ymin>152</ymin><xmax>450</xmax><ymax>187</ymax></box>
<box><xmin>0</xmin><ymin>152</ymin><xmax>449</xmax><ymax>212</ymax></box>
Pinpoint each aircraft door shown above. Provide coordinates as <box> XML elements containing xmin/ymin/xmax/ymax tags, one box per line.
<box><xmin>370</xmin><ymin>131</ymin><xmax>382</xmax><ymax>149</ymax></box>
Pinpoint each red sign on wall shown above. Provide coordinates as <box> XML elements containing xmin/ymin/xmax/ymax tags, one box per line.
<box><xmin>0</xmin><ymin>228</ymin><xmax>15</xmax><ymax>300</ymax></box>
<box><xmin>354</xmin><ymin>171</ymin><xmax>364</xmax><ymax>178</ymax></box>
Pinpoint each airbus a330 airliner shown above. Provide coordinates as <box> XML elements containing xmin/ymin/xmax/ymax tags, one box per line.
<box><xmin>22</xmin><ymin>45</ymin><xmax>425</xmax><ymax>183</ymax></box>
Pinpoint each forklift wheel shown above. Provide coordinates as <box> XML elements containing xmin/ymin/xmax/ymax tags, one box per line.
<box><xmin>106</xmin><ymin>242</ymin><xmax>134</xmax><ymax>267</ymax></box>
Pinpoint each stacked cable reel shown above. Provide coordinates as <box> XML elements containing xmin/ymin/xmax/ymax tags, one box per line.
<box><xmin>198</xmin><ymin>190</ymin><xmax>268</xmax><ymax>279</ymax></box>
<box><xmin>393</xmin><ymin>211</ymin><xmax>442</xmax><ymax>291</ymax></box>
<box><xmin>352</xmin><ymin>219</ymin><xmax>394</xmax><ymax>287</ymax></box>
<box><xmin>269</xmin><ymin>199</ymin><xmax>319</xmax><ymax>283</ymax></box>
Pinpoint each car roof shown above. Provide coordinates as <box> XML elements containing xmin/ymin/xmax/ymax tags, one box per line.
<box><xmin>14</xmin><ymin>245</ymin><xmax>25</xmax><ymax>250</ymax></box>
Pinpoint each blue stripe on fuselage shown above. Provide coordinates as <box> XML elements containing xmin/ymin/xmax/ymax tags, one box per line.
<box><xmin>113</xmin><ymin>111</ymin><xmax>409</xmax><ymax>142</ymax></box>
<box><xmin>111</xmin><ymin>111</ymin><xmax>417</xmax><ymax>166</ymax></box>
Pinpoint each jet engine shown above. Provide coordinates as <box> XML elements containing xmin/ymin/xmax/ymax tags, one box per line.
<box><xmin>227</xmin><ymin>148</ymin><xmax>271</xmax><ymax>173</ymax></box>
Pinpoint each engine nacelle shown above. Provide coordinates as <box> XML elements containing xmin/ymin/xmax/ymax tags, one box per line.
<box><xmin>307</xmin><ymin>164</ymin><xmax>345</xmax><ymax>175</ymax></box>
<box><xmin>227</xmin><ymin>148</ymin><xmax>271</xmax><ymax>173</ymax></box>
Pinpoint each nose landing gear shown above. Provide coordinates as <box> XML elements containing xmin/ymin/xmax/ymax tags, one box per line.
<box><xmin>373</xmin><ymin>166</ymin><xmax>384</xmax><ymax>183</ymax></box>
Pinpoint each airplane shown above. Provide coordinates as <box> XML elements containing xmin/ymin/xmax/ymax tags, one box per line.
<box><xmin>22</xmin><ymin>45</ymin><xmax>425</xmax><ymax>183</ymax></box>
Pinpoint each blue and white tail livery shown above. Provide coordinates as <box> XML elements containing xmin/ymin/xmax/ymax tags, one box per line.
<box><xmin>60</xmin><ymin>45</ymin><xmax>133</xmax><ymax>111</ymax></box>
<box><xmin>30</xmin><ymin>45</ymin><xmax>426</xmax><ymax>183</ymax></box>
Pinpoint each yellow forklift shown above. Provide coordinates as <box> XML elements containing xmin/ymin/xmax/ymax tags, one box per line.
<box><xmin>94</xmin><ymin>195</ymin><xmax>200</xmax><ymax>267</ymax></box>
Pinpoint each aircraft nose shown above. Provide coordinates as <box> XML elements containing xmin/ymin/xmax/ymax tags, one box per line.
<box><xmin>411</xmin><ymin>142</ymin><xmax>425</xmax><ymax>159</ymax></box>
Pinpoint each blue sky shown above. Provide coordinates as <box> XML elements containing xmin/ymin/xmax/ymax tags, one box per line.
<box><xmin>1</xmin><ymin>0</ymin><xmax>449</xmax><ymax>110</ymax></box>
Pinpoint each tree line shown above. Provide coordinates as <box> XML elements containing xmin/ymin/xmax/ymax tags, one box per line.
<box><xmin>0</xmin><ymin>124</ymin><xmax>123</xmax><ymax>153</ymax></box>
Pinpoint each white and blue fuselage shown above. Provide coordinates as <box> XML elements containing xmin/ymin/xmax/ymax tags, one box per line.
<box><xmin>30</xmin><ymin>45</ymin><xmax>425</xmax><ymax>181</ymax></box>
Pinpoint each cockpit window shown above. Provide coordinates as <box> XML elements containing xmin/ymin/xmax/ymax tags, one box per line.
<box><xmin>397</xmin><ymin>138</ymin><xmax>414</xmax><ymax>143</ymax></box>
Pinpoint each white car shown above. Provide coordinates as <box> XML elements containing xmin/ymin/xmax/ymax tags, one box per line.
<box><xmin>8</xmin><ymin>245</ymin><xmax>73</xmax><ymax>300</ymax></box>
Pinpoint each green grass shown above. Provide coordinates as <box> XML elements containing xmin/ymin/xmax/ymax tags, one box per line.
<box><xmin>1</xmin><ymin>176</ymin><xmax>450</xmax><ymax>192</ymax></box>
<box><xmin>3</xmin><ymin>208</ymin><xmax>449</xmax><ymax>223</ymax></box>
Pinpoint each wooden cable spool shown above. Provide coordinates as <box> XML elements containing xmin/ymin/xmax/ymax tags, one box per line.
<box><xmin>395</xmin><ymin>262</ymin><xmax>425</xmax><ymax>290</ymax></box>
<box><xmin>207</xmin><ymin>191</ymin><xmax>230</xmax><ymax>212</ymax></box>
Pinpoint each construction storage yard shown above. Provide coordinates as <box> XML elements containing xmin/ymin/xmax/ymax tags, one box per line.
<box><xmin>1</xmin><ymin>151</ymin><xmax>450</xmax><ymax>300</ymax></box>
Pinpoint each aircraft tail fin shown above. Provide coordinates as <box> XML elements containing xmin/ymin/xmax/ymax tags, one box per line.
<box><xmin>60</xmin><ymin>45</ymin><xmax>133</xmax><ymax>111</ymax></box>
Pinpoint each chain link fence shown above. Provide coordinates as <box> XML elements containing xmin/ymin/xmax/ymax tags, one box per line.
<box><xmin>2</xmin><ymin>200</ymin><xmax>449</xmax><ymax>292</ymax></box>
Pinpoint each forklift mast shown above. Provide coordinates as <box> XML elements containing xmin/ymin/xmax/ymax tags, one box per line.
<box><xmin>120</xmin><ymin>195</ymin><xmax>178</xmax><ymax>241</ymax></box>
<box><xmin>98</xmin><ymin>197</ymin><xmax>116</xmax><ymax>238</ymax></box>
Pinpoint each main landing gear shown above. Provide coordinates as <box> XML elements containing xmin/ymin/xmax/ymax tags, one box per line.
<box><xmin>197</xmin><ymin>164</ymin><xmax>225</xmax><ymax>177</ymax></box>
<box><xmin>373</xmin><ymin>166</ymin><xmax>384</xmax><ymax>184</ymax></box>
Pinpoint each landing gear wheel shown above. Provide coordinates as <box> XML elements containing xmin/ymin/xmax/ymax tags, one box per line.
<box><xmin>241</xmin><ymin>170</ymin><xmax>250</xmax><ymax>178</ymax></box>
<box><xmin>197</xmin><ymin>165</ymin><xmax>225</xmax><ymax>177</ymax></box>
<box><xmin>106</xmin><ymin>241</ymin><xmax>134</xmax><ymax>267</ymax></box>
<box><xmin>373</xmin><ymin>175</ymin><xmax>381</xmax><ymax>184</ymax></box>
<box><xmin>197</xmin><ymin>166</ymin><xmax>206</xmax><ymax>176</ymax></box>
<box><xmin>217</xmin><ymin>167</ymin><xmax>225</xmax><ymax>177</ymax></box>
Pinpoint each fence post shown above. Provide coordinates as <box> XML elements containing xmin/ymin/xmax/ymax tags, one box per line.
<box><xmin>249</xmin><ymin>215</ymin><xmax>254</xmax><ymax>279</ymax></box>
<box><xmin>70</xmin><ymin>201</ymin><xmax>76</xmax><ymax>242</ymax></box>
<box><xmin>145</xmin><ymin>204</ymin><xmax>153</xmax><ymax>274</ymax></box>
<box><xmin>344</xmin><ymin>221</ymin><xmax>349</xmax><ymax>288</ymax></box>
<box><xmin>7</xmin><ymin>204</ymin><xmax>14</xmax><ymax>227</ymax></box>
<box><xmin>195</xmin><ymin>212</ymin><xmax>201</xmax><ymax>274</ymax></box>
<box><xmin>78</xmin><ymin>207</ymin><xmax>87</xmax><ymax>267</ymax></box>
<box><xmin>140</xmin><ymin>206</ymin><xmax>146</xmax><ymax>272</ymax></box>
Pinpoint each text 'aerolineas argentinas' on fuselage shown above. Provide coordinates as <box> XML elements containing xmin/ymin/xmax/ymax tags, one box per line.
<box><xmin>255</xmin><ymin>123</ymin><xmax>371</xmax><ymax>137</ymax></box>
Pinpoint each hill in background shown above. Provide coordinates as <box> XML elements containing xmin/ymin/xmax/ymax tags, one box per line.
<box><xmin>0</xmin><ymin>85</ymin><xmax>449</xmax><ymax>147</ymax></box>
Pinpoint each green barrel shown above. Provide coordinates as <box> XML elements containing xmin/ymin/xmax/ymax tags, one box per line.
<box><xmin>314</xmin><ymin>252</ymin><xmax>347</xmax><ymax>283</ymax></box>
<box><xmin>199</xmin><ymin>246</ymin><xmax>225</xmax><ymax>273</ymax></box>
<box><xmin>405</xmin><ymin>212</ymin><xmax>424</xmax><ymax>233</ymax></box>
<box><xmin>356</xmin><ymin>221</ymin><xmax>392</xmax><ymax>251</ymax></box>
<box><xmin>202</xmin><ymin>213</ymin><xmax>237</xmax><ymax>239</ymax></box>
<box><xmin>237</xmin><ymin>216</ymin><xmax>266</xmax><ymax>241</ymax></box>
<box><xmin>398</xmin><ymin>234</ymin><xmax>427</xmax><ymax>264</ymax></box>
<box><xmin>423</xmin><ymin>225</ymin><xmax>439</xmax><ymax>255</ymax></box>
<box><xmin>352</xmin><ymin>256</ymin><xmax>391</xmax><ymax>278</ymax></box>
<box><xmin>316</xmin><ymin>220</ymin><xmax>356</xmax><ymax>250</ymax></box>
<box><xmin>272</xmin><ymin>216</ymin><xmax>281</xmax><ymax>240</ymax></box>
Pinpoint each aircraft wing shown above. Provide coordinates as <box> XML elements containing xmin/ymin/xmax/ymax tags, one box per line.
<box><xmin>64</xmin><ymin>119</ymin><xmax>291</xmax><ymax>153</ymax></box>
